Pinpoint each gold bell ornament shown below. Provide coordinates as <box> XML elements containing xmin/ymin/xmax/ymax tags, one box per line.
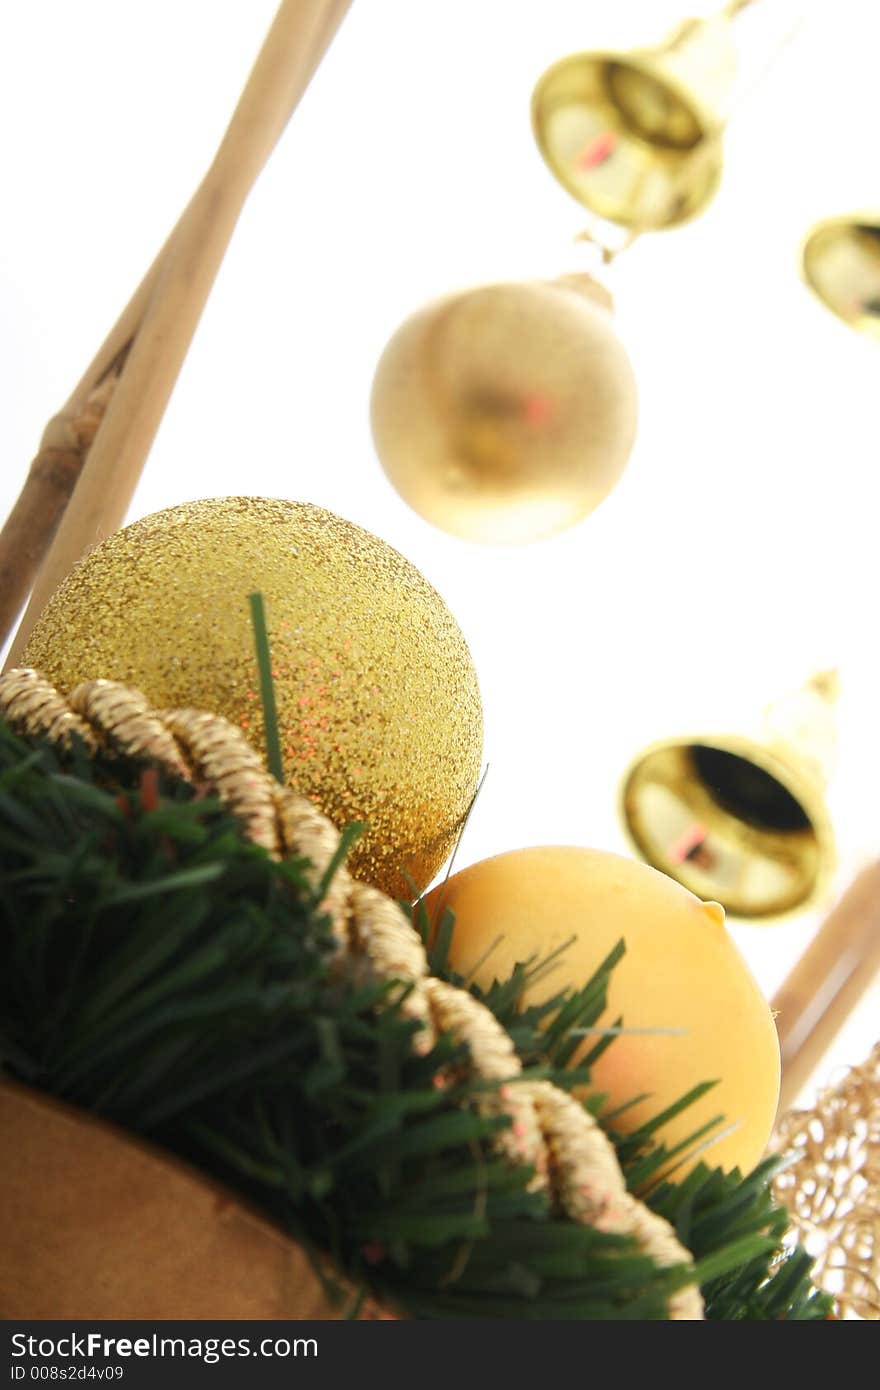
<box><xmin>530</xmin><ymin>5</ymin><xmax>743</xmax><ymax>236</ymax></box>
<box><xmin>800</xmin><ymin>214</ymin><xmax>880</xmax><ymax>341</ymax></box>
<box><xmin>776</xmin><ymin>7</ymin><xmax>880</xmax><ymax>339</ymax></box>
<box><xmin>528</xmin><ymin>0</ymin><xmax>810</xmax><ymax>243</ymax></box>
<box><xmin>619</xmin><ymin>671</ymin><xmax>839</xmax><ymax>921</ymax></box>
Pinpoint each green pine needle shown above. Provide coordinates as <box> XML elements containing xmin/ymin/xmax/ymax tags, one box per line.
<box><xmin>248</xmin><ymin>592</ymin><xmax>284</xmax><ymax>784</ymax></box>
<box><xmin>0</xmin><ymin>717</ymin><xmax>832</xmax><ymax>1320</ymax></box>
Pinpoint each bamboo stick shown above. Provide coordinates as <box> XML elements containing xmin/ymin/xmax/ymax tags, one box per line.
<box><xmin>773</xmin><ymin>861</ymin><xmax>880</xmax><ymax>1114</ymax></box>
<box><xmin>0</xmin><ymin>253</ymin><xmax>166</xmax><ymax>649</ymax></box>
<box><xmin>3</xmin><ymin>0</ymin><xmax>352</xmax><ymax>667</ymax></box>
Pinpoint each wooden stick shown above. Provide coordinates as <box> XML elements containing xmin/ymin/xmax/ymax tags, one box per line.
<box><xmin>3</xmin><ymin>0</ymin><xmax>352</xmax><ymax>667</ymax></box>
<box><xmin>773</xmin><ymin>861</ymin><xmax>880</xmax><ymax>1114</ymax></box>
<box><xmin>0</xmin><ymin>251</ymin><xmax>167</xmax><ymax>649</ymax></box>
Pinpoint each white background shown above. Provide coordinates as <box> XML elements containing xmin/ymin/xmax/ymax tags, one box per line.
<box><xmin>0</xmin><ymin>0</ymin><xmax>877</xmax><ymax>1110</ymax></box>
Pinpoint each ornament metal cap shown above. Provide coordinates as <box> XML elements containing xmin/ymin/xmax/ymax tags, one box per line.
<box><xmin>531</xmin><ymin>12</ymin><xmax>738</xmax><ymax>231</ymax></box>
<box><xmin>800</xmin><ymin>214</ymin><xmax>880</xmax><ymax>340</ymax></box>
<box><xmin>618</xmin><ymin>672</ymin><xmax>839</xmax><ymax>921</ymax></box>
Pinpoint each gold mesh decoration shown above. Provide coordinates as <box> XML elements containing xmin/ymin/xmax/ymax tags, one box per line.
<box><xmin>772</xmin><ymin>1042</ymin><xmax>880</xmax><ymax>1319</ymax></box>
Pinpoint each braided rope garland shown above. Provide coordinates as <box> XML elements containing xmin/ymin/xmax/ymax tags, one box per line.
<box><xmin>0</xmin><ymin>667</ymin><xmax>703</xmax><ymax>1319</ymax></box>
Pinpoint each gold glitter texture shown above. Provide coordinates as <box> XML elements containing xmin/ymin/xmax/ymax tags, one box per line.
<box><xmin>22</xmin><ymin>497</ymin><xmax>483</xmax><ymax>898</ymax></box>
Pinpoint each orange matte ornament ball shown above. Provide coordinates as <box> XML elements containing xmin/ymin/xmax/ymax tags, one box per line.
<box><xmin>425</xmin><ymin>845</ymin><xmax>780</xmax><ymax>1176</ymax></box>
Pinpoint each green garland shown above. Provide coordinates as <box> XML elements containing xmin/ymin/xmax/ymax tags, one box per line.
<box><xmin>0</xmin><ymin>721</ymin><xmax>831</xmax><ymax>1319</ymax></box>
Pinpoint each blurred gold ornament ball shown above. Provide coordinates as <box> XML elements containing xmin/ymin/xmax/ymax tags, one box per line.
<box><xmin>370</xmin><ymin>275</ymin><xmax>638</xmax><ymax>544</ymax></box>
<box><xmin>22</xmin><ymin>497</ymin><xmax>483</xmax><ymax>899</ymax></box>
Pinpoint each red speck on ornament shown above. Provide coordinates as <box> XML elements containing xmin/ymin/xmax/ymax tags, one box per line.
<box><xmin>523</xmin><ymin>394</ymin><xmax>555</xmax><ymax>426</ymax></box>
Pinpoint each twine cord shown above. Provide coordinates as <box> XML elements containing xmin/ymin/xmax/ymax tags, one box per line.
<box><xmin>0</xmin><ymin>667</ymin><xmax>703</xmax><ymax>1319</ymax></box>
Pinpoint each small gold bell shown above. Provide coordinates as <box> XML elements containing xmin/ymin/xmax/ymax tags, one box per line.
<box><xmin>800</xmin><ymin>214</ymin><xmax>880</xmax><ymax>340</ymax></box>
<box><xmin>619</xmin><ymin>673</ymin><xmax>839</xmax><ymax>920</ymax></box>
<box><xmin>531</xmin><ymin>12</ymin><xmax>738</xmax><ymax>231</ymax></box>
<box><xmin>369</xmin><ymin>275</ymin><xmax>637</xmax><ymax>545</ymax></box>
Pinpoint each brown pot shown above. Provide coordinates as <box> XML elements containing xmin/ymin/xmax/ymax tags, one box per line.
<box><xmin>0</xmin><ymin>1079</ymin><xmax>382</xmax><ymax>1319</ymax></box>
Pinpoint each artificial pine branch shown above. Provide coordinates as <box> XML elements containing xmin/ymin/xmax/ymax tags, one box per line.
<box><xmin>0</xmin><ymin>721</ymin><xmax>831</xmax><ymax>1319</ymax></box>
<box><xmin>419</xmin><ymin>904</ymin><xmax>831</xmax><ymax>1320</ymax></box>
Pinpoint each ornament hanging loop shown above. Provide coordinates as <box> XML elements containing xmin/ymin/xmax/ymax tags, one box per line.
<box><xmin>574</xmin><ymin>223</ymin><xmax>641</xmax><ymax>268</ymax></box>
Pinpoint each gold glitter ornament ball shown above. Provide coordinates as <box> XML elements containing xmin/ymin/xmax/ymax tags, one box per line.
<box><xmin>370</xmin><ymin>275</ymin><xmax>638</xmax><ymax>544</ymax></box>
<box><xmin>22</xmin><ymin>497</ymin><xmax>483</xmax><ymax>899</ymax></box>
